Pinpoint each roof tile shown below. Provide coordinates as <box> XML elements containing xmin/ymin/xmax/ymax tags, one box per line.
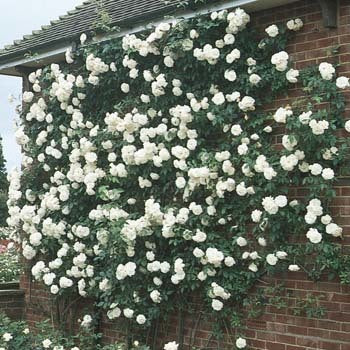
<box><xmin>0</xmin><ymin>0</ymin><xmax>183</xmax><ymax>62</ymax></box>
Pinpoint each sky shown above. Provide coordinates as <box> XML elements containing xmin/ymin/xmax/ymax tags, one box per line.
<box><xmin>0</xmin><ymin>0</ymin><xmax>83</xmax><ymax>171</ymax></box>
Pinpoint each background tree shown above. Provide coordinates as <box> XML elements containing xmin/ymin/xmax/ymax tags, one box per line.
<box><xmin>0</xmin><ymin>135</ymin><xmax>8</xmax><ymax>226</ymax></box>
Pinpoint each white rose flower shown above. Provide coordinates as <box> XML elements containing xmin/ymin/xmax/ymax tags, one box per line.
<box><xmin>247</xmin><ymin>57</ymin><xmax>256</xmax><ymax>66</ymax></box>
<box><xmin>299</xmin><ymin>161</ymin><xmax>310</xmax><ymax>173</ymax></box>
<box><xmin>212</xmin><ymin>92</ymin><xmax>226</xmax><ymax>105</ymax></box>
<box><xmin>81</xmin><ymin>314</ymin><xmax>93</xmax><ymax>328</ymax></box>
<box><xmin>164</xmin><ymin>341</ymin><xmax>179</xmax><ymax>350</ymax></box>
<box><xmin>238</xmin><ymin>143</ymin><xmax>248</xmax><ymax>155</ymax></box>
<box><xmin>236</xmin><ymin>237</ymin><xmax>247</xmax><ymax>247</ymax></box>
<box><xmin>282</xmin><ymin>135</ymin><xmax>297</xmax><ymax>151</ymax></box>
<box><xmin>211</xmin><ymin>11</ymin><xmax>218</xmax><ymax>20</ymax></box>
<box><xmin>23</xmin><ymin>91</ymin><xmax>34</xmax><ymax>103</ymax></box>
<box><xmin>322</xmin><ymin>168</ymin><xmax>334</xmax><ymax>180</ymax></box>
<box><xmin>80</xmin><ymin>33</ymin><xmax>87</xmax><ymax>44</ymax></box>
<box><xmin>271</xmin><ymin>51</ymin><xmax>289</xmax><ymax>71</ymax></box>
<box><xmin>249</xmin><ymin>73</ymin><xmax>261</xmax><ymax>85</ymax></box>
<box><xmin>258</xmin><ymin>237</ymin><xmax>267</xmax><ymax>246</ymax></box>
<box><xmin>236</xmin><ymin>337</ymin><xmax>247</xmax><ymax>349</ymax></box>
<box><xmin>345</xmin><ymin>120</ymin><xmax>350</xmax><ymax>133</ymax></box>
<box><xmin>107</xmin><ymin>307</ymin><xmax>121</xmax><ymax>320</ymax></box>
<box><xmin>190</xmin><ymin>203</ymin><xmax>203</xmax><ymax>215</ymax></box>
<box><xmin>164</xmin><ymin>56</ymin><xmax>174</xmax><ymax>67</ymax></box>
<box><xmin>276</xmin><ymin>251</ymin><xmax>288</xmax><ymax>259</ymax></box>
<box><xmin>150</xmin><ymin>290</ymin><xmax>162</xmax><ymax>303</ymax></box>
<box><xmin>136</xmin><ymin>314</ymin><xmax>146</xmax><ymax>324</ymax></box>
<box><xmin>43</xmin><ymin>273</ymin><xmax>56</xmax><ymax>286</ymax></box>
<box><xmin>298</xmin><ymin>111</ymin><xmax>312</xmax><ymax>124</ymax></box>
<box><xmin>59</xmin><ymin>277</ymin><xmax>73</xmax><ymax>288</ymax></box>
<box><xmin>23</xmin><ymin>244</ymin><xmax>36</xmax><ymax>260</ymax></box>
<box><xmin>193</xmin><ymin>247</ymin><xmax>204</xmax><ymax>258</ymax></box>
<box><xmin>192</xmin><ymin>229</ymin><xmax>207</xmax><ymax>242</ymax></box>
<box><xmin>42</xmin><ymin>339</ymin><xmax>52</xmax><ymax>348</ymax></box>
<box><xmin>306</xmin><ymin>228</ymin><xmax>322</xmax><ymax>243</ymax></box>
<box><xmin>309</xmin><ymin>119</ymin><xmax>329</xmax><ymax>135</ymax></box>
<box><xmin>305</xmin><ymin>212</ymin><xmax>317</xmax><ymax>225</ymax></box>
<box><xmin>321</xmin><ymin>215</ymin><xmax>332</xmax><ymax>225</ymax></box>
<box><xmin>238</xmin><ymin>96</ymin><xmax>255</xmax><ymax>111</ymax></box>
<box><xmin>286</xmin><ymin>68</ymin><xmax>299</xmax><ymax>83</ymax></box>
<box><xmin>3</xmin><ymin>333</ymin><xmax>13</xmax><ymax>342</ymax></box>
<box><xmin>206</xmin><ymin>247</ymin><xmax>224</xmax><ymax>265</ymax></box>
<box><xmin>121</xmin><ymin>83</ymin><xmax>130</xmax><ymax>93</ymax></box>
<box><xmin>275</xmin><ymin>195</ymin><xmax>287</xmax><ymax>208</ymax></box>
<box><xmin>29</xmin><ymin>232</ymin><xmax>42</xmax><ymax>246</ymax></box>
<box><xmin>242</xmin><ymin>252</ymin><xmax>250</xmax><ymax>260</ymax></box>
<box><xmin>266</xmin><ymin>253</ymin><xmax>278</xmax><ymax>266</ymax></box>
<box><xmin>251</xmin><ymin>209</ymin><xmax>262</xmax><ymax>222</ymax></box>
<box><xmin>224</xmin><ymin>33</ymin><xmax>235</xmax><ymax>45</ymax></box>
<box><xmin>224</xmin><ymin>256</ymin><xmax>236</xmax><ymax>266</ymax></box>
<box><xmin>262</xmin><ymin>196</ymin><xmax>279</xmax><ymax>214</ymax></box>
<box><xmin>211</xmin><ymin>299</ymin><xmax>223</xmax><ymax>311</ymax></box>
<box><xmin>274</xmin><ymin>107</ymin><xmax>292</xmax><ymax>123</ymax></box>
<box><xmin>326</xmin><ymin>223</ymin><xmax>342</xmax><ymax>237</ymax></box>
<box><xmin>99</xmin><ymin>278</ymin><xmax>111</xmax><ymax>291</ymax></box>
<box><xmin>309</xmin><ymin>163</ymin><xmax>323</xmax><ymax>176</ymax></box>
<box><xmin>288</xmin><ymin>264</ymin><xmax>300</xmax><ymax>271</ymax></box>
<box><xmin>336</xmin><ymin>76</ymin><xmax>350</xmax><ymax>89</ymax></box>
<box><xmin>175</xmin><ymin>177</ymin><xmax>186</xmax><ymax>189</ymax></box>
<box><xmin>224</xmin><ymin>70</ymin><xmax>237</xmax><ymax>82</ymax></box>
<box><xmin>319</xmin><ymin>62</ymin><xmax>335</xmax><ymax>80</ymax></box>
<box><xmin>190</xmin><ymin>29</ymin><xmax>199</xmax><ymax>39</ymax></box>
<box><xmin>265</xmin><ymin>24</ymin><xmax>279</xmax><ymax>37</ymax></box>
<box><xmin>231</xmin><ymin>124</ymin><xmax>243</xmax><ymax>136</ymax></box>
<box><xmin>33</xmin><ymin>83</ymin><xmax>41</xmax><ymax>92</ymax></box>
<box><xmin>236</xmin><ymin>182</ymin><xmax>247</xmax><ymax>196</ymax></box>
<box><xmin>197</xmin><ymin>271</ymin><xmax>207</xmax><ymax>281</ymax></box>
<box><xmin>226</xmin><ymin>48</ymin><xmax>241</xmax><ymax>63</ymax></box>
<box><xmin>248</xmin><ymin>263</ymin><xmax>258</xmax><ymax>272</ymax></box>
<box><xmin>50</xmin><ymin>285</ymin><xmax>59</xmax><ymax>294</ymax></box>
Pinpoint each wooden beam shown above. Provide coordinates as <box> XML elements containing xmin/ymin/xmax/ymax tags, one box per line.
<box><xmin>318</xmin><ymin>0</ymin><xmax>338</xmax><ymax>28</ymax></box>
<box><xmin>15</xmin><ymin>66</ymin><xmax>33</xmax><ymax>92</ymax></box>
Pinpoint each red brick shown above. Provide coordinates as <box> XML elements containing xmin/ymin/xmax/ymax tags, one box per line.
<box><xmin>276</xmin><ymin>334</ymin><xmax>297</xmax><ymax>345</ymax></box>
<box><xmin>266</xmin><ymin>342</ymin><xmax>286</xmax><ymax>350</ymax></box>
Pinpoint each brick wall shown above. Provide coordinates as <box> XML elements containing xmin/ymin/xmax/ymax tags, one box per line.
<box><xmin>0</xmin><ymin>282</ymin><xmax>24</xmax><ymax>320</ymax></box>
<box><xmin>20</xmin><ymin>272</ymin><xmax>54</xmax><ymax>327</ymax></box>
<box><xmin>19</xmin><ymin>1</ymin><xmax>350</xmax><ymax>349</ymax></box>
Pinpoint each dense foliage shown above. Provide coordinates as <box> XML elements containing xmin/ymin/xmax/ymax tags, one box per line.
<box><xmin>0</xmin><ymin>242</ymin><xmax>21</xmax><ymax>283</ymax></box>
<box><xmin>7</xmin><ymin>5</ymin><xmax>350</xmax><ymax>348</ymax></box>
<box><xmin>0</xmin><ymin>312</ymin><xmax>147</xmax><ymax>350</ymax></box>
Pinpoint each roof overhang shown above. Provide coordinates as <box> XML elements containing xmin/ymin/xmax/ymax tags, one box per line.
<box><xmin>0</xmin><ymin>0</ymin><xmax>300</xmax><ymax>77</ymax></box>
<box><xmin>0</xmin><ymin>43</ymin><xmax>72</xmax><ymax>77</ymax></box>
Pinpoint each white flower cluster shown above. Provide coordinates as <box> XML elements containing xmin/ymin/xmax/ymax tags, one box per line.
<box><xmin>286</xmin><ymin>18</ymin><xmax>303</xmax><ymax>31</ymax></box>
<box><xmin>8</xmin><ymin>6</ymin><xmax>348</xmax><ymax>336</ymax></box>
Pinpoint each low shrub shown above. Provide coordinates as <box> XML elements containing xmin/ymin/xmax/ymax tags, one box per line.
<box><xmin>0</xmin><ymin>243</ymin><xmax>21</xmax><ymax>283</ymax></box>
<box><xmin>0</xmin><ymin>312</ymin><xmax>149</xmax><ymax>350</ymax></box>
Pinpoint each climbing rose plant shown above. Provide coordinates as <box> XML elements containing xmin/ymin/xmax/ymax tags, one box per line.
<box><xmin>7</xmin><ymin>6</ymin><xmax>350</xmax><ymax>346</ymax></box>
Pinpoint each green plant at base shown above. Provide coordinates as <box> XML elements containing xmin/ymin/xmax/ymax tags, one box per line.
<box><xmin>0</xmin><ymin>244</ymin><xmax>21</xmax><ymax>283</ymax></box>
